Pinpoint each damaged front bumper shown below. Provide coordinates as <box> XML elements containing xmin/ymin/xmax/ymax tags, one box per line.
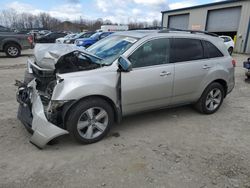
<box><xmin>17</xmin><ymin>80</ymin><xmax>68</xmax><ymax>149</ymax></box>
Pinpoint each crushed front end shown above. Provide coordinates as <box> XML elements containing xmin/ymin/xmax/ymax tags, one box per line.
<box><xmin>16</xmin><ymin>62</ymin><xmax>69</xmax><ymax>149</ymax></box>
<box><xmin>16</xmin><ymin>44</ymin><xmax>102</xmax><ymax>148</ymax></box>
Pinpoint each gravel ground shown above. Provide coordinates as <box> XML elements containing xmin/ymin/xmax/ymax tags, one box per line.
<box><xmin>0</xmin><ymin>50</ymin><xmax>250</xmax><ymax>188</ymax></box>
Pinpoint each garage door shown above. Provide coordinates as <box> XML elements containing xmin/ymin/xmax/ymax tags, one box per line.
<box><xmin>168</xmin><ymin>14</ymin><xmax>189</xmax><ymax>30</ymax></box>
<box><xmin>206</xmin><ymin>7</ymin><xmax>241</xmax><ymax>32</ymax></box>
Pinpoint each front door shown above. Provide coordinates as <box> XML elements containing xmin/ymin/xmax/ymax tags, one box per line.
<box><xmin>121</xmin><ymin>38</ymin><xmax>174</xmax><ymax>115</ymax></box>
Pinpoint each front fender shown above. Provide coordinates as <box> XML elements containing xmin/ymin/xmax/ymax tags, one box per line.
<box><xmin>51</xmin><ymin>71</ymin><xmax>118</xmax><ymax>105</ymax></box>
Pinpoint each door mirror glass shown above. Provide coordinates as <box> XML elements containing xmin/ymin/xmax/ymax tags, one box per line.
<box><xmin>118</xmin><ymin>55</ymin><xmax>132</xmax><ymax>72</ymax></box>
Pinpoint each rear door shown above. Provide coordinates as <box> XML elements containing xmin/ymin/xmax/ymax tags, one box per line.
<box><xmin>170</xmin><ymin>38</ymin><xmax>213</xmax><ymax>103</ymax></box>
<box><xmin>121</xmin><ymin>38</ymin><xmax>174</xmax><ymax>115</ymax></box>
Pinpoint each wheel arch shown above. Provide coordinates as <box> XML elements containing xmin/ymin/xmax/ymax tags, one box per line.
<box><xmin>212</xmin><ymin>79</ymin><xmax>227</xmax><ymax>96</ymax></box>
<box><xmin>62</xmin><ymin>95</ymin><xmax>121</xmax><ymax>129</ymax></box>
<box><xmin>206</xmin><ymin>79</ymin><xmax>228</xmax><ymax>97</ymax></box>
<box><xmin>3</xmin><ymin>41</ymin><xmax>22</xmax><ymax>51</ymax></box>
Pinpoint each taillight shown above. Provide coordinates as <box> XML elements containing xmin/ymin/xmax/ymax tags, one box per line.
<box><xmin>28</xmin><ymin>36</ymin><xmax>33</xmax><ymax>44</ymax></box>
<box><xmin>232</xmin><ymin>59</ymin><xmax>236</xmax><ymax>67</ymax></box>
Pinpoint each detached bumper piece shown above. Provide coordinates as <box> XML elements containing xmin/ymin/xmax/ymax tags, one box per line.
<box><xmin>17</xmin><ymin>80</ymin><xmax>68</xmax><ymax>149</ymax></box>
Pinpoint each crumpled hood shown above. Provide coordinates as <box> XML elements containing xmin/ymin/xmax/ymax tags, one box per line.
<box><xmin>34</xmin><ymin>43</ymin><xmax>88</xmax><ymax>69</ymax></box>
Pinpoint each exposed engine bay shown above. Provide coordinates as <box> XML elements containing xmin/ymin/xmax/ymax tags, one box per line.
<box><xmin>28</xmin><ymin>44</ymin><xmax>103</xmax><ymax>103</ymax></box>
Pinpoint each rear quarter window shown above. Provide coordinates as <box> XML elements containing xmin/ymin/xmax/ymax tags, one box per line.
<box><xmin>202</xmin><ymin>40</ymin><xmax>224</xmax><ymax>58</ymax></box>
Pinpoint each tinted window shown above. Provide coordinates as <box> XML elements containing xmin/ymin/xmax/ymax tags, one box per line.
<box><xmin>128</xmin><ymin>38</ymin><xmax>170</xmax><ymax>68</ymax></box>
<box><xmin>83</xmin><ymin>33</ymin><xmax>94</xmax><ymax>38</ymax></box>
<box><xmin>100</xmin><ymin>32</ymin><xmax>111</xmax><ymax>39</ymax></box>
<box><xmin>203</xmin><ymin>40</ymin><xmax>223</xmax><ymax>58</ymax></box>
<box><xmin>59</xmin><ymin>33</ymin><xmax>66</xmax><ymax>37</ymax></box>
<box><xmin>170</xmin><ymin>38</ymin><xmax>204</xmax><ymax>63</ymax></box>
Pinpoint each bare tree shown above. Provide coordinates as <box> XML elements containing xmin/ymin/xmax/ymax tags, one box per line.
<box><xmin>152</xmin><ymin>19</ymin><xmax>160</xmax><ymax>27</ymax></box>
<box><xmin>0</xmin><ymin>8</ymin><xmax>158</xmax><ymax>32</ymax></box>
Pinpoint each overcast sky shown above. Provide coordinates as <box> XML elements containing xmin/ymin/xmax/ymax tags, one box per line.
<box><xmin>0</xmin><ymin>0</ymin><xmax>223</xmax><ymax>23</ymax></box>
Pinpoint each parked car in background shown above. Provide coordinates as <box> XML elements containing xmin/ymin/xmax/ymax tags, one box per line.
<box><xmin>16</xmin><ymin>29</ymin><xmax>235</xmax><ymax>148</ymax></box>
<box><xmin>38</xmin><ymin>30</ymin><xmax>50</xmax><ymax>35</ymax></box>
<box><xmin>219</xmin><ymin>35</ymin><xmax>234</xmax><ymax>55</ymax></box>
<box><xmin>75</xmin><ymin>32</ymin><xmax>113</xmax><ymax>48</ymax></box>
<box><xmin>36</xmin><ymin>32</ymin><xmax>67</xmax><ymax>43</ymax></box>
<box><xmin>56</xmin><ymin>33</ymin><xmax>77</xmax><ymax>43</ymax></box>
<box><xmin>63</xmin><ymin>31</ymin><xmax>96</xmax><ymax>44</ymax></box>
<box><xmin>0</xmin><ymin>25</ymin><xmax>13</xmax><ymax>32</ymax></box>
<box><xmin>98</xmin><ymin>25</ymin><xmax>128</xmax><ymax>32</ymax></box>
<box><xmin>0</xmin><ymin>32</ymin><xmax>33</xmax><ymax>57</ymax></box>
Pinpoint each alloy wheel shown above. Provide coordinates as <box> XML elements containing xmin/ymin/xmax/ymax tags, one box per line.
<box><xmin>7</xmin><ymin>46</ymin><xmax>19</xmax><ymax>56</ymax></box>
<box><xmin>205</xmin><ymin>88</ymin><xmax>222</xmax><ymax>111</ymax></box>
<box><xmin>77</xmin><ymin>107</ymin><xmax>109</xmax><ymax>139</ymax></box>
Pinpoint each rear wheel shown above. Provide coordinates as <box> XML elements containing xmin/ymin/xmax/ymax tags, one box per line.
<box><xmin>195</xmin><ymin>82</ymin><xmax>225</xmax><ymax>114</ymax></box>
<box><xmin>228</xmin><ymin>47</ymin><xmax>233</xmax><ymax>55</ymax></box>
<box><xmin>66</xmin><ymin>97</ymin><xmax>114</xmax><ymax>144</ymax></box>
<box><xmin>5</xmin><ymin>44</ymin><xmax>21</xmax><ymax>58</ymax></box>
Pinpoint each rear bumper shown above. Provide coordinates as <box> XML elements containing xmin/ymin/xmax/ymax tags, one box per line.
<box><xmin>17</xmin><ymin>80</ymin><xmax>68</xmax><ymax>149</ymax></box>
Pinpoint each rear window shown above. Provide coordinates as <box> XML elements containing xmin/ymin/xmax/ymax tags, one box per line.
<box><xmin>202</xmin><ymin>40</ymin><xmax>223</xmax><ymax>58</ymax></box>
<box><xmin>169</xmin><ymin>38</ymin><xmax>204</xmax><ymax>63</ymax></box>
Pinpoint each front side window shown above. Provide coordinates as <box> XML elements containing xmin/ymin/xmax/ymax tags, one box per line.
<box><xmin>169</xmin><ymin>38</ymin><xmax>204</xmax><ymax>63</ymax></box>
<box><xmin>128</xmin><ymin>38</ymin><xmax>170</xmax><ymax>68</ymax></box>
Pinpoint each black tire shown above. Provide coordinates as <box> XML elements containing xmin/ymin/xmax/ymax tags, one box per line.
<box><xmin>66</xmin><ymin>97</ymin><xmax>114</xmax><ymax>144</ymax></box>
<box><xmin>195</xmin><ymin>82</ymin><xmax>225</xmax><ymax>114</ymax></box>
<box><xmin>228</xmin><ymin>47</ymin><xmax>233</xmax><ymax>56</ymax></box>
<box><xmin>4</xmin><ymin>43</ymin><xmax>21</xmax><ymax>58</ymax></box>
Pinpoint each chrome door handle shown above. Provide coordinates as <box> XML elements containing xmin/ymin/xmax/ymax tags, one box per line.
<box><xmin>203</xmin><ymin>65</ymin><xmax>211</xmax><ymax>69</ymax></box>
<box><xmin>160</xmin><ymin>71</ymin><xmax>171</xmax><ymax>76</ymax></box>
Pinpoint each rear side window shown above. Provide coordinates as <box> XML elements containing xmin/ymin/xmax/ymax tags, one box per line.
<box><xmin>169</xmin><ymin>38</ymin><xmax>204</xmax><ymax>63</ymax></box>
<box><xmin>202</xmin><ymin>40</ymin><xmax>223</xmax><ymax>58</ymax></box>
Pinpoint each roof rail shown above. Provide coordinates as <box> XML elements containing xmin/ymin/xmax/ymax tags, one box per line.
<box><xmin>159</xmin><ymin>28</ymin><xmax>218</xmax><ymax>37</ymax></box>
<box><xmin>128</xmin><ymin>26</ymin><xmax>166</xmax><ymax>30</ymax></box>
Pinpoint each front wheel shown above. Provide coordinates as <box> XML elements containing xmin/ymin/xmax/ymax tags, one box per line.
<box><xmin>66</xmin><ymin>97</ymin><xmax>114</xmax><ymax>144</ymax></box>
<box><xmin>5</xmin><ymin>44</ymin><xmax>21</xmax><ymax>58</ymax></box>
<box><xmin>195</xmin><ymin>82</ymin><xmax>225</xmax><ymax>114</ymax></box>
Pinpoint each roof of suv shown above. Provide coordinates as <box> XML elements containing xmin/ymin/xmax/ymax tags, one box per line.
<box><xmin>114</xmin><ymin>30</ymin><xmax>158</xmax><ymax>39</ymax></box>
<box><xmin>114</xmin><ymin>29</ymin><xmax>220</xmax><ymax>41</ymax></box>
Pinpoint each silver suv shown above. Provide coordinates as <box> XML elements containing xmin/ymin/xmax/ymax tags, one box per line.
<box><xmin>16</xmin><ymin>30</ymin><xmax>235</xmax><ymax>148</ymax></box>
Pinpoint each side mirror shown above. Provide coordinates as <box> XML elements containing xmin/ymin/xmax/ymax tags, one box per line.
<box><xmin>118</xmin><ymin>55</ymin><xmax>132</xmax><ymax>72</ymax></box>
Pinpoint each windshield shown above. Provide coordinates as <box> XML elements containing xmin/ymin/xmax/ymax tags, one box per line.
<box><xmin>75</xmin><ymin>32</ymin><xmax>85</xmax><ymax>38</ymax></box>
<box><xmin>90</xmin><ymin>33</ymin><xmax>100</xmax><ymax>39</ymax></box>
<box><xmin>44</xmin><ymin>32</ymin><xmax>52</xmax><ymax>36</ymax></box>
<box><xmin>87</xmin><ymin>35</ymin><xmax>138</xmax><ymax>65</ymax></box>
<box><xmin>65</xmin><ymin>34</ymin><xmax>76</xmax><ymax>39</ymax></box>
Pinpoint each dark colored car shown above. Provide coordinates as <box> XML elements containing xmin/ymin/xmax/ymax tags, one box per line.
<box><xmin>0</xmin><ymin>32</ymin><xmax>33</xmax><ymax>57</ymax></box>
<box><xmin>64</xmin><ymin>31</ymin><xmax>96</xmax><ymax>44</ymax></box>
<box><xmin>75</xmin><ymin>32</ymin><xmax>113</xmax><ymax>48</ymax></box>
<box><xmin>36</xmin><ymin>32</ymin><xmax>67</xmax><ymax>43</ymax></box>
